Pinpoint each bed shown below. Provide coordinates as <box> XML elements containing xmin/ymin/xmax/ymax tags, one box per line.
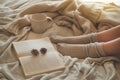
<box><xmin>0</xmin><ymin>0</ymin><xmax>120</xmax><ymax>80</ymax></box>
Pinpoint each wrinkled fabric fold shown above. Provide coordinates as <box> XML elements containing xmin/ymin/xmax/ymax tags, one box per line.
<box><xmin>0</xmin><ymin>0</ymin><xmax>120</xmax><ymax>80</ymax></box>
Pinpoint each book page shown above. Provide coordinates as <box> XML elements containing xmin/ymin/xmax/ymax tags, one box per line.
<box><xmin>13</xmin><ymin>38</ymin><xmax>52</xmax><ymax>57</ymax></box>
<box><xmin>19</xmin><ymin>51</ymin><xmax>65</xmax><ymax>77</ymax></box>
<box><xmin>13</xmin><ymin>42</ymin><xmax>32</xmax><ymax>57</ymax></box>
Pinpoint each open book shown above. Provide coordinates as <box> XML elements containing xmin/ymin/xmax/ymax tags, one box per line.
<box><xmin>12</xmin><ymin>37</ymin><xmax>65</xmax><ymax>77</ymax></box>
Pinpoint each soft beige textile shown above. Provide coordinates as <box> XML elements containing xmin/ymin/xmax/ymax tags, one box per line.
<box><xmin>0</xmin><ymin>0</ymin><xmax>120</xmax><ymax>80</ymax></box>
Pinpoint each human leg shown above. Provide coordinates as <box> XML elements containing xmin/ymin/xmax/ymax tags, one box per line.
<box><xmin>56</xmin><ymin>42</ymin><xmax>106</xmax><ymax>59</ymax></box>
<box><xmin>50</xmin><ymin>33</ymin><xmax>98</xmax><ymax>44</ymax></box>
<box><xmin>50</xmin><ymin>25</ymin><xmax>120</xmax><ymax>44</ymax></box>
<box><xmin>98</xmin><ymin>25</ymin><xmax>120</xmax><ymax>42</ymax></box>
<box><xmin>103</xmin><ymin>38</ymin><xmax>120</xmax><ymax>56</ymax></box>
<box><xmin>56</xmin><ymin>37</ymin><xmax>120</xmax><ymax>59</ymax></box>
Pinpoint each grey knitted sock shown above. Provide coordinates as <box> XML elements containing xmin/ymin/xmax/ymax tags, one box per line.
<box><xmin>50</xmin><ymin>33</ymin><xmax>98</xmax><ymax>44</ymax></box>
<box><xmin>57</xmin><ymin>42</ymin><xmax>106</xmax><ymax>59</ymax></box>
<box><xmin>76</xmin><ymin>33</ymin><xmax>98</xmax><ymax>44</ymax></box>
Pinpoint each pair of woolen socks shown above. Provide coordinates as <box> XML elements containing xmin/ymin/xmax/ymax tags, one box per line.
<box><xmin>52</xmin><ymin>33</ymin><xmax>106</xmax><ymax>58</ymax></box>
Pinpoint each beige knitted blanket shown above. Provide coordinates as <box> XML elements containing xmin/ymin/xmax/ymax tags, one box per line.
<box><xmin>0</xmin><ymin>0</ymin><xmax>120</xmax><ymax>80</ymax></box>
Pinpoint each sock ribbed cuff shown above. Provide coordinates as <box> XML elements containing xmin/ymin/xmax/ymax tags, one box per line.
<box><xmin>87</xmin><ymin>42</ymin><xmax>106</xmax><ymax>58</ymax></box>
<box><xmin>90</xmin><ymin>33</ymin><xmax>98</xmax><ymax>42</ymax></box>
<box><xmin>81</xmin><ymin>33</ymin><xmax>98</xmax><ymax>44</ymax></box>
<box><xmin>95</xmin><ymin>42</ymin><xmax>106</xmax><ymax>57</ymax></box>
